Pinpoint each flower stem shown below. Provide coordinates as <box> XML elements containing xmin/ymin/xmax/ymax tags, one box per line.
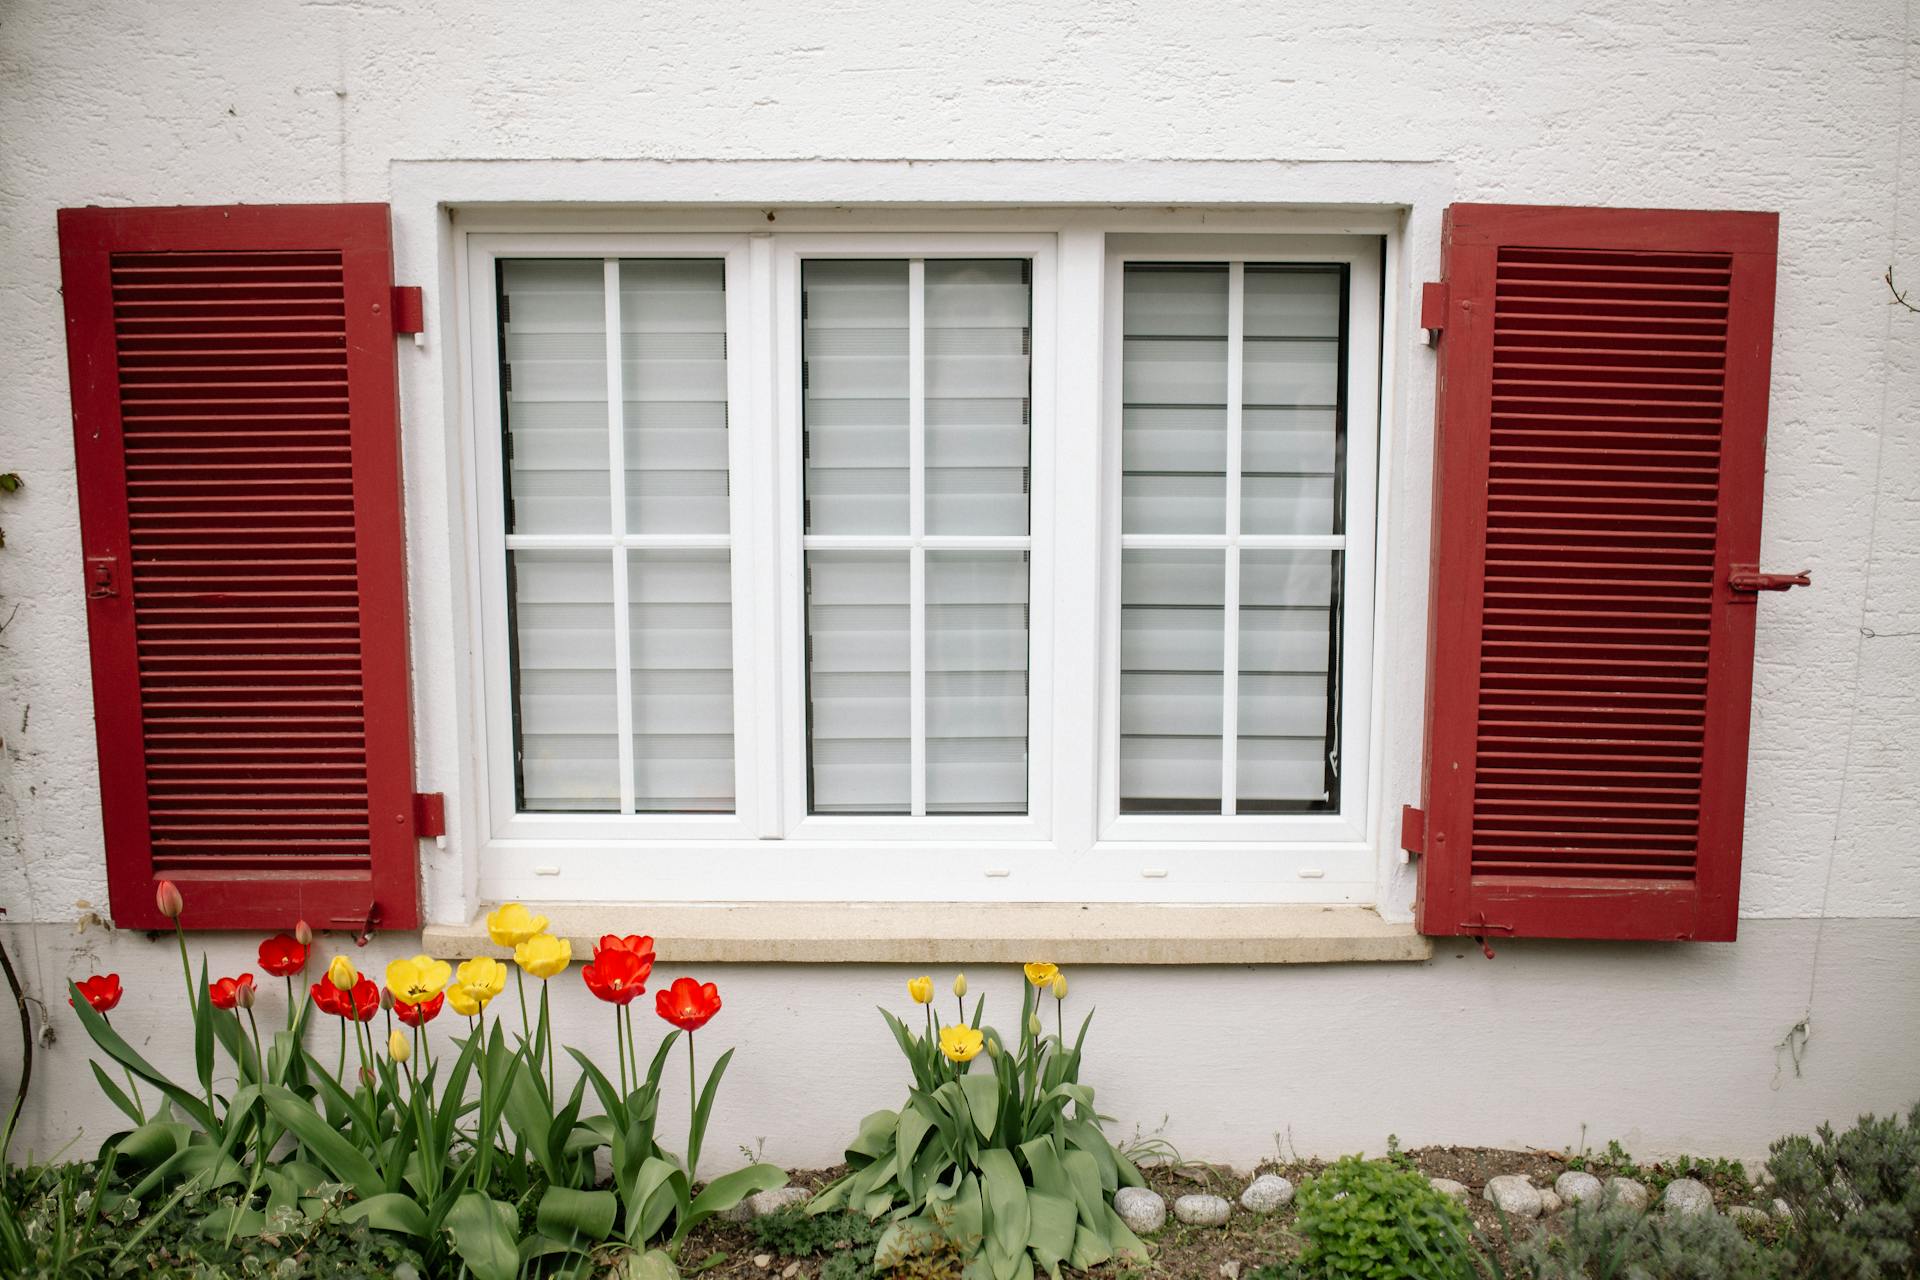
<box><xmin>615</xmin><ymin>1005</ymin><xmax>630</xmax><ymax>1100</ymax></box>
<box><xmin>515</xmin><ymin>965</ymin><xmax>532</xmax><ymax>1067</ymax></box>
<box><xmin>686</xmin><ymin>1030</ymin><xmax>699</xmax><ymax>1183</ymax></box>
<box><xmin>540</xmin><ymin>984</ymin><xmax>555</xmax><ymax>1096</ymax></box>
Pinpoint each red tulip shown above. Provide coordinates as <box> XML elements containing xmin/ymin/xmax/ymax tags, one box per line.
<box><xmin>155</xmin><ymin>880</ymin><xmax>184</xmax><ymax>920</ymax></box>
<box><xmin>655</xmin><ymin>977</ymin><xmax>721</xmax><ymax>1031</ymax></box>
<box><xmin>257</xmin><ymin>933</ymin><xmax>308</xmax><ymax>977</ymax></box>
<box><xmin>209</xmin><ymin>973</ymin><xmax>256</xmax><ymax>1011</ymax></box>
<box><xmin>395</xmin><ymin>991</ymin><xmax>443</xmax><ymax>1026</ymax></box>
<box><xmin>582</xmin><ymin>947</ymin><xmax>648</xmax><ymax>1006</ymax></box>
<box><xmin>594</xmin><ymin>934</ymin><xmax>655</xmax><ymax>983</ymax></box>
<box><xmin>72</xmin><ymin>974</ymin><xmax>122</xmax><ymax>1014</ymax></box>
<box><xmin>312</xmin><ymin>975</ymin><xmax>379</xmax><ymax>1022</ymax></box>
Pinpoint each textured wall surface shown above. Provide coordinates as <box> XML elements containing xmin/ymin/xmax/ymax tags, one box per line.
<box><xmin>0</xmin><ymin>0</ymin><xmax>1916</xmax><ymax>1163</ymax></box>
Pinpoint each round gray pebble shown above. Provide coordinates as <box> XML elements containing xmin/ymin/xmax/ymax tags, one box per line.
<box><xmin>1174</xmin><ymin>1193</ymin><xmax>1232</xmax><ymax>1227</ymax></box>
<box><xmin>1113</xmin><ymin>1186</ymin><xmax>1167</xmax><ymax>1235</ymax></box>
<box><xmin>1484</xmin><ymin>1175</ymin><xmax>1543</xmax><ymax>1218</ymax></box>
<box><xmin>1605</xmin><ymin>1176</ymin><xmax>1652</xmax><ymax>1212</ymax></box>
<box><xmin>1429</xmin><ymin>1177</ymin><xmax>1470</xmax><ymax>1201</ymax></box>
<box><xmin>1554</xmin><ymin>1171</ymin><xmax>1604</xmax><ymax>1206</ymax></box>
<box><xmin>1239</xmin><ymin>1174</ymin><xmax>1295</xmax><ymax>1213</ymax></box>
<box><xmin>1662</xmin><ymin>1178</ymin><xmax>1714</xmax><ymax>1216</ymax></box>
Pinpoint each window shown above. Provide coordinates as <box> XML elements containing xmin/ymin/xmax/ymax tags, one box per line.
<box><xmin>466</xmin><ymin>224</ymin><xmax>1377</xmax><ymax>901</ymax></box>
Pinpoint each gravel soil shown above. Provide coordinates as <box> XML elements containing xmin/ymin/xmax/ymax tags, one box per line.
<box><xmin>673</xmin><ymin>1145</ymin><xmax>1764</xmax><ymax>1280</ymax></box>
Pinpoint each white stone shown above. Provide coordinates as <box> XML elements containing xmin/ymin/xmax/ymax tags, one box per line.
<box><xmin>1174</xmin><ymin>1194</ymin><xmax>1232</xmax><ymax>1227</ymax></box>
<box><xmin>1239</xmin><ymin>1174</ymin><xmax>1295</xmax><ymax>1213</ymax></box>
<box><xmin>1555</xmin><ymin>1171</ymin><xmax>1605</xmax><ymax>1206</ymax></box>
<box><xmin>750</xmin><ymin>1187</ymin><xmax>812</xmax><ymax>1217</ymax></box>
<box><xmin>1113</xmin><ymin>1186</ymin><xmax>1167</xmax><ymax>1235</ymax></box>
<box><xmin>1773</xmin><ymin>1198</ymin><xmax>1793</xmax><ymax>1221</ymax></box>
<box><xmin>1483</xmin><ymin>1175</ymin><xmax>1543</xmax><ymax>1218</ymax></box>
<box><xmin>1662</xmin><ymin>1178</ymin><xmax>1714</xmax><ymax>1216</ymax></box>
<box><xmin>1538</xmin><ymin>1189</ymin><xmax>1563</xmax><ymax>1215</ymax></box>
<box><xmin>1429</xmin><ymin>1177</ymin><xmax>1470</xmax><ymax>1202</ymax></box>
<box><xmin>1727</xmin><ymin>1205</ymin><xmax>1769</xmax><ymax>1227</ymax></box>
<box><xmin>1605</xmin><ymin>1177</ymin><xmax>1652</xmax><ymax>1212</ymax></box>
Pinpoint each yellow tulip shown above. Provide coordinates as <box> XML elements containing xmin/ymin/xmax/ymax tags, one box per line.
<box><xmin>486</xmin><ymin>902</ymin><xmax>550</xmax><ymax>949</ymax></box>
<box><xmin>939</xmin><ymin>1024</ymin><xmax>984</xmax><ymax>1064</ymax></box>
<box><xmin>446</xmin><ymin>984</ymin><xmax>481</xmax><ymax>1018</ymax></box>
<box><xmin>907</xmin><ymin>975</ymin><xmax>934</xmax><ymax>1005</ymax></box>
<box><xmin>952</xmin><ymin>973</ymin><xmax>968</xmax><ymax>998</ymax></box>
<box><xmin>514</xmin><ymin>932</ymin><xmax>571</xmax><ymax>980</ymax></box>
<box><xmin>326</xmin><ymin>955</ymin><xmax>357</xmax><ymax>991</ymax></box>
<box><xmin>1051</xmin><ymin>973</ymin><xmax>1068</xmax><ymax>1000</ymax></box>
<box><xmin>388</xmin><ymin>1029</ymin><xmax>410</xmax><ymax>1063</ymax></box>
<box><xmin>1023</xmin><ymin>962</ymin><xmax>1059</xmax><ymax>988</ymax></box>
<box><xmin>454</xmin><ymin>956</ymin><xmax>508</xmax><ymax>1010</ymax></box>
<box><xmin>385</xmin><ymin>954</ymin><xmax>452</xmax><ymax>1006</ymax></box>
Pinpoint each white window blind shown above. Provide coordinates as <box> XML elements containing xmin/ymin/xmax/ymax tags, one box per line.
<box><xmin>802</xmin><ymin>259</ymin><xmax>1032</xmax><ymax>815</ymax></box>
<box><xmin>499</xmin><ymin>258</ymin><xmax>735</xmax><ymax>813</ymax></box>
<box><xmin>1118</xmin><ymin>262</ymin><xmax>1345</xmax><ymax>815</ymax></box>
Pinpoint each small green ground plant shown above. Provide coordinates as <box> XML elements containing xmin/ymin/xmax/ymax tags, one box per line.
<box><xmin>1288</xmin><ymin>1154</ymin><xmax>1476</xmax><ymax>1280</ymax></box>
<box><xmin>1505</xmin><ymin>1204</ymin><xmax>1773</xmax><ymax>1280</ymax></box>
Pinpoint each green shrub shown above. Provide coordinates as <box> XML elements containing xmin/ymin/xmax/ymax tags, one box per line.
<box><xmin>1767</xmin><ymin>1101</ymin><xmax>1920</xmax><ymax>1279</ymax></box>
<box><xmin>1291</xmin><ymin>1155</ymin><xmax>1476</xmax><ymax>1280</ymax></box>
<box><xmin>1508</xmin><ymin>1204</ymin><xmax>1774</xmax><ymax>1280</ymax></box>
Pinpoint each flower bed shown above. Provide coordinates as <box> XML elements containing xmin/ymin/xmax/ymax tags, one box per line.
<box><xmin>5</xmin><ymin>882</ymin><xmax>1917</xmax><ymax>1280</ymax></box>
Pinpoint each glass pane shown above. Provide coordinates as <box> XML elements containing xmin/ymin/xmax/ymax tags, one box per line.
<box><xmin>621</xmin><ymin>260</ymin><xmax>729</xmax><ymax>535</ymax></box>
<box><xmin>925</xmin><ymin>260</ymin><xmax>1031</xmax><ymax>535</ymax></box>
<box><xmin>629</xmin><ymin>551</ymin><xmax>734</xmax><ymax>813</ymax></box>
<box><xmin>806</xmin><ymin>550</ymin><xmax>910</xmax><ymax>813</ymax></box>
<box><xmin>1122</xmin><ymin>264</ymin><xmax>1228</xmax><ymax>534</ymax></box>
<box><xmin>1118</xmin><ymin>549</ymin><xmax>1224</xmax><ymax>813</ymax></box>
<box><xmin>509</xmin><ymin>550</ymin><xmax>618</xmax><ymax>811</ymax></box>
<box><xmin>804</xmin><ymin>260</ymin><xmax>908</xmax><ymax>534</ymax></box>
<box><xmin>927</xmin><ymin>551</ymin><xmax>1029</xmax><ymax>814</ymax></box>
<box><xmin>1238</xmin><ymin>551</ymin><xmax>1339</xmax><ymax>811</ymax></box>
<box><xmin>499</xmin><ymin>260</ymin><xmax>610</xmax><ymax>535</ymax></box>
<box><xmin>1242</xmin><ymin>266</ymin><xmax>1343</xmax><ymax>535</ymax></box>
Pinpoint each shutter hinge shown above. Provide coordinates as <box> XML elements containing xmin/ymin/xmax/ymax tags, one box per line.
<box><xmin>332</xmin><ymin>900</ymin><xmax>381</xmax><ymax>947</ymax></box>
<box><xmin>391</xmin><ymin>286</ymin><xmax>425</xmax><ymax>341</ymax></box>
<box><xmin>1419</xmin><ymin>281</ymin><xmax>1448</xmax><ymax>344</ymax></box>
<box><xmin>1399</xmin><ymin>804</ymin><xmax>1426</xmax><ymax>857</ymax></box>
<box><xmin>413</xmin><ymin>791</ymin><xmax>447</xmax><ymax>846</ymax></box>
<box><xmin>85</xmin><ymin>555</ymin><xmax>118</xmax><ymax>599</ymax></box>
<box><xmin>1729</xmin><ymin>566</ymin><xmax>1811</xmax><ymax>594</ymax></box>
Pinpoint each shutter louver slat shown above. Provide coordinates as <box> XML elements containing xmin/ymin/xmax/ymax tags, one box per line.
<box><xmin>60</xmin><ymin>203</ymin><xmax>418</xmax><ymax>931</ymax></box>
<box><xmin>1414</xmin><ymin>203</ymin><xmax>1781</xmax><ymax>943</ymax></box>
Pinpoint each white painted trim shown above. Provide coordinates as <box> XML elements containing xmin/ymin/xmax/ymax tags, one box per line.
<box><xmin>426</xmin><ymin>188</ymin><xmax>1436</xmax><ymax>911</ymax></box>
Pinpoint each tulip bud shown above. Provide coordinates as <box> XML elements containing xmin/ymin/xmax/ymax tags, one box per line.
<box><xmin>380</xmin><ymin>987</ymin><xmax>395</xmax><ymax>1012</ymax></box>
<box><xmin>1028</xmin><ymin>1013</ymin><xmax>1042</xmax><ymax>1037</ymax></box>
<box><xmin>986</xmin><ymin>1036</ymin><xmax>1001</xmax><ymax>1060</ymax></box>
<box><xmin>907</xmin><ymin>975</ymin><xmax>934</xmax><ymax>1005</ymax></box>
<box><xmin>235</xmin><ymin>980</ymin><xmax>257</xmax><ymax>1010</ymax></box>
<box><xmin>388</xmin><ymin>1029</ymin><xmax>410</xmax><ymax>1063</ymax></box>
<box><xmin>294</xmin><ymin>919</ymin><xmax>313</xmax><ymax>948</ymax></box>
<box><xmin>154</xmin><ymin>880</ymin><xmax>184</xmax><ymax>920</ymax></box>
<box><xmin>327</xmin><ymin>955</ymin><xmax>357</xmax><ymax>991</ymax></box>
<box><xmin>952</xmin><ymin>973</ymin><xmax>968</xmax><ymax>998</ymax></box>
<box><xmin>359</xmin><ymin>1066</ymin><xmax>375</xmax><ymax>1088</ymax></box>
<box><xmin>1051</xmin><ymin>973</ymin><xmax>1068</xmax><ymax>1000</ymax></box>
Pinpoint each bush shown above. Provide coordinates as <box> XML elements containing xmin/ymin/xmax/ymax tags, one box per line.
<box><xmin>1291</xmin><ymin>1155</ymin><xmax>1476</xmax><ymax>1280</ymax></box>
<box><xmin>1509</xmin><ymin>1204</ymin><xmax>1774</xmax><ymax>1280</ymax></box>
<box><xmin>1767</xmin><ymin>1101</ymin><xmax>1920</xmax><ymax>1279</ymax></box>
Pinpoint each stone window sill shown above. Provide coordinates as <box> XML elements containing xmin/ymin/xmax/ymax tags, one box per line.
<box><xmin>422</xmin><ymin>902</ymin><xmax>1431</xmax><ymax>965</ymax></box>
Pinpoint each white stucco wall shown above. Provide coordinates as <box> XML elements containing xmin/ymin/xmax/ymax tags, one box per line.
<box><xmin>1</xmin><ymin>0</ymin><xmax>1916</xmax><ymax>1166</ymax></box>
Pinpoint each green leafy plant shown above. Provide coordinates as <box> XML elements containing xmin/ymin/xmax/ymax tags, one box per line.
<box><xmin>811</xmin><ymin>966</ymin><xmax>1147</xmax><ymax>1280</ymax></box>
<box><xmin>1291</xmin><ymin>1155</ymin><xmax>1475</xmax><ymax>1280</ymax></box>
<box><xmin>1767</xmin><ymin>1101</ymin><xmax>1920</xmax><ymax>1280</ymax></box>
<box><xmin>1501</xmin><ymin>1203</ymin><xmax>1775</xmax><ymax>1280</ymax></box>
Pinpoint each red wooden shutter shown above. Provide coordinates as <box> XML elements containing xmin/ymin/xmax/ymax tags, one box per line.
<box><xmin>58</xmin><ymin>204</ymin><xmax>419</xmax><ymax>933</ymax></box>
<box><xmin>1412</xmin><ymin>203</ymin><xmax>1790</xmax><ymax>943</ymax></box>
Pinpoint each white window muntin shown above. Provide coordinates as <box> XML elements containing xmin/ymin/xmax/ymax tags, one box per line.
<box><xmin>774</xmin><ymin>235</ymin><xmax>1056</xmax><ymax>845</ymax></box>
<box><xmin>1099</xmin><ymin>235</ymin><xmax>1381</xmax><ymax>846</ymax></box>
<box><xmin>468</xmin><ymin>235</ymin><xmax>765</xmax><ymax>844</ymax></box>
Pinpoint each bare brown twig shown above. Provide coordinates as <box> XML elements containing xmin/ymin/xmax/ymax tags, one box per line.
<box><xmin>1889</xmin><ymin>266</ymin><xmax>1920</xmax><ymax>314</ymax></box>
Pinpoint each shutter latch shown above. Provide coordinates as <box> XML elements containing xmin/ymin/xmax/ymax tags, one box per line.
<box><xmin>85</xmin><ymin>555</ymin><xmax>117</xmax><ymax>599</ymax></box>
<box><xmin>1419</xmin><ymin>282</ymin><xmax>1448</xmax><ymax>344</ymax></box>
<box><xmin>1400</xmin><ymin>804</ymin><xmax>1426</xmax><ymax>859</ymax></box>
<box><xmin>412</xmin><ymin>791</ymin><xmax>447</xmax><ymax>848</ymax></box>
<box><xmin>333</xmin><ymin>900</ymin><xmax>381</xmax><ymax>947</ymax></box>
<box><xmin>391</xmin><ymin>286</ymin><xmax>425</xmax><ymax>345</ymax></box>
<box><xmin>1729</xmin><ymin>566</ymin><xmax>1811</xmax><ymax>593</ymax></box>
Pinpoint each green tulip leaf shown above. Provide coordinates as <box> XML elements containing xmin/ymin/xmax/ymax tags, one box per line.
<box><xmin>538</xmin><ymin>1186</ymin><xmax>620</xmax><ymax>1244</ymax></box>
<box><xmin>618</xmin><ymin>1246</ymin><xmax>684</xmax><ymax>1280</ymax></box>
<box><xmin>1025</xmin><ymin>1190</ymin><xmax>1077</xmax><ymax>1278</ymax></box>
<box><xmin>262</xmin><ymin>1084</ymin><xmax>382</xmax><ymax>1199</ymax></box>
<box><xmin>67</xmin><ymin>983</ymin><xmax>216</xmax><ymax>1132</ymax></box>
<box><xmin>446</xmin><ymin>1192</ymin><xmax>520</xmax><ymax>1280</ymax></box>
<box><xmin>959</xmin><ymin>1073</ymin><xmax>1000</xmax><ymax>1142</ymax></box>
<box><xmin>341</xmin><ymin>1192</ymin><xmax>430</xmax><ymax>1238</ymax></box>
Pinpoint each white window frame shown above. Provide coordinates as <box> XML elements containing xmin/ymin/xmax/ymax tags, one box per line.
<box><xmin>457</xmin><ymin>218</ymin><xmax>1385</xmax><ymax>904</ymax></box>
<box><xmin>1100</xmin><ymin>235</ymin><xmax>1382</xmax><ymax>847</ymax></box>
